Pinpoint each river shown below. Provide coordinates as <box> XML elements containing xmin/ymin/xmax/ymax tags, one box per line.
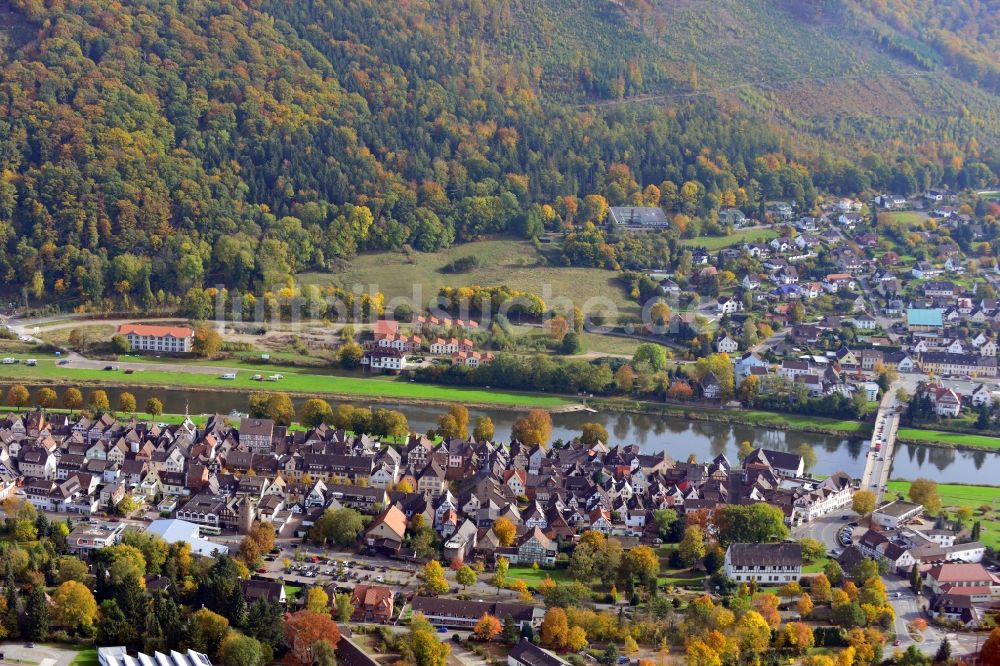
<box><xmin>12</xmin><ymin>384</ymin><xmax>999</xmax><ymax>486</ymax></box>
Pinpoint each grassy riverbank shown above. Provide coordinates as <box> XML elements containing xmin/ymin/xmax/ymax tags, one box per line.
<box><xmin>0</xmin><ymin>358</ymin><xmax>572</xmax><ymax>409</ymax></box>
<box><xmin>896</xmin><ymin>427</ymin><xmax>1000</xmax><ymax>450</ymax></box>
<box><xmin>885</xmin><ymin>481</ymin><xmax>1000</xmax><ymax>549</ymax></box>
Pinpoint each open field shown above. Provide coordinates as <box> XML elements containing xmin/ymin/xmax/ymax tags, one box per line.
<box><xmin>507</xmin><ymin>566</ymin><xmax>571</xmax><ymax>589</ymax></box>
<box><xmin>0</xmin><ymin>358</ymin><xmax>573</xmax><ymax>408</ymax></box>
<box><xmin>886</xmin><ymin>481</ymin><xmax>1000</xmax><ymax>549</ymax></box>
<box><xmin>877</xmin><ymin>211</ymin><xmax>926</xmax><ymax>227</ymax></box>
<box><xmin>300</xmin><ymin>238</ymin><xmax>641</xmax><ymax>320</ymax></box>
<box><xmin>578</xmin><ymin>332</ymin><xmax>642</xmax><ymax>356</ymax></box>
<box><xmin>680</xmin><ymin>227</ymin><xmax>780</xmax><ymax>250</ymax></box>
<box><xmin>896</xmin><ymin>428</ymin><xmax>1000</xmax><ymax>450</ymax></box>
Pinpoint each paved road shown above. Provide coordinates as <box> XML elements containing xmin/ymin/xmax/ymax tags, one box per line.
<box><xmin>792</xmin><ymin>513</ymin><xmax>852</xmax><ymax>551</ymax></box>
<box><xmin>860</xmin><ymin>385</ymin><xmax>903</xmax><ymax>504</ymax></box>
<box><xmin>0</xmin><ymin>642</ymin><xmax>80</xmax><ymax>666</ymax></box>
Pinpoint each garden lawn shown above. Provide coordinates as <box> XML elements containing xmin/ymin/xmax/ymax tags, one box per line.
<box><xmin>0</xmin><ymin>358</ymin><xmax>572</xmax><ymax>408</ymax></box>
<box><xmin>803</xmin><ymin>555</ymin><xmax>830</xmax><ymax>574</ymax></box>
<box><xmin>658</xmin><ymin>569</ymin><xmax>706</xmax><ymax>590</ymax></box>
<box><xmin>886</xmin><ymin>481</ymin><xmax>1000</xmax><ymax>549</ymax></box>
<box><xmin>896</xmin><ymin>428</ymin><xmax>1000</xmax><ymax>450</ymax></box>
<box><xmin>70</xmin><ymin>648</ymin><xmax>99</xmax><ymax>666</ymax></box>
<box><xmin>680</xmin><ymin>227</ymin><xmax>779</xmax><ymax>250</ymax></box>
<box><xmin>507</xmin><ymin>566</ymin><xmax>570</xmax><ymax>588</ymax></box>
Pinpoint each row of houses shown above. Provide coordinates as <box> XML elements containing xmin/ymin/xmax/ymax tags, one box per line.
<box><xmin>1</xmin><ymin>410</ymin><xmax>856</xmax><ymax>572</ymax></box>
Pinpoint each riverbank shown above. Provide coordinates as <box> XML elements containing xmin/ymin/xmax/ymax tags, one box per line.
<box><xmin>6</xmin><ymin>355</ymin><xmax>1000</xmax><ymax>454</ymax></box>
<box><xmin>0</xmin><ymin>359</ymin><xmax>573</xmax><ymax>410</ymax></box>
<box><xmin>885</xmin><ymin>481</ymin><xmax>1000</xmax><ymax>548</ymax></box>
<box><xmin>895</xmin><ymin>427</ymin><xmax>1000</xmax><ymax>452</ymax></box>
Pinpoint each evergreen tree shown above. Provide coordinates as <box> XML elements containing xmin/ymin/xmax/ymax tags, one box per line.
<box><xmin>910</xmin><ymin>563</ymin><xmax>923</xmax><ymax>595</ymax></box>
<box><xmin>502</xmin><ymin>614</ymin><xmax>519</xmax><ymax>645</ymax></box>
<box><xmin>153</xmin><ymin>592</ymin><xmax>185</xmax><ymax>650</ymax></box>
<box><xmin>98</xmin><ymin>599</ymin><xmax>136</xmax><ymax>647</ymax></box>
<box><xmin>935</xmin><ymin>638</ymin><xmax>951</xmax><ymax>663</ymax></box>
<box><xmin>22</xmin><ymin>585</ymin><xmax>49</xmax><ymax>641</ymax></box>
<box><xmin>114</xmin><ymin>573</ymin><xmax>148</xmax><ymax>633</ymax></box>
<box><xmin>972</xmin><ymin>520</ymin><xmax>982</xmax><ymax>541</ymax></box>
<box><xmin>245</xmin><ymin>599</ymin><xmax>285</xmax><ymax>647</ymax></box>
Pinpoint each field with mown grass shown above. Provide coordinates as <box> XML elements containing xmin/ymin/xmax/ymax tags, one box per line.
<box><xmin>300</xmin><ymin>238</ymin><xmax>641</xmax><ymax>321</ymax></box>
<box><xmin>885</xmin><ymin>481</ymin><xmax>1000</xmax><ymax>549</ymax></box>
<box><xmin>680</xmin><ymin>227</ymin><xmax>780</xmax><ymax>250</ymax></box>
<box><xmin>507</xmin><ymin>565</ymin><xmax>571</xmax><ymax>589</ymax></box>
<box><xmin>0</xmin><ymin>358</ymin><xmax>573</xmax><ymax>408</ymax></box>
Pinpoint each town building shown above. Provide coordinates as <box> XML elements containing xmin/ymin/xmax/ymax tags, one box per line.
<box><xmin>723</xmin><ymin>543</ymin><xmax>802</xmax><ymax>584</ymax></box>
<box><xmin>116</xmin><ymin>323</ymin><xmax>194</xmax><ymax>353</ymax></box>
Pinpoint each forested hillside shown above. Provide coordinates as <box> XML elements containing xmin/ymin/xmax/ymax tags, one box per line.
<box><xmin>0</xmin><ymin>0</ymin><xmax>996</xmax><ymax>307</ymax></box>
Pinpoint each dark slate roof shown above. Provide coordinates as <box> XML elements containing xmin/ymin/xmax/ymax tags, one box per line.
<box><xmin>727</xmin><ymin>543</ymin><xmax>802</xmax><ymax>567</ymax></box>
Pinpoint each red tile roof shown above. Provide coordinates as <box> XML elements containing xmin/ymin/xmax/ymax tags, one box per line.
<box><xmin>117</xmin><ymin>323</ymin><xmax>193</xmax><ymax>338</ymax></box>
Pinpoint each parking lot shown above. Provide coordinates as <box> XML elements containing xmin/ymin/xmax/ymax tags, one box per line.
<box><xmin>256</xmin><ymin>545</ymin><xmax>418</xmax><ymax>590</ymax></box>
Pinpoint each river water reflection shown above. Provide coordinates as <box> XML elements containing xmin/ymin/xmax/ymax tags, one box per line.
<box><xmin>13</xmin><ymin>384</ymin><xmax>998</xmax><ymax>486</ymax></box>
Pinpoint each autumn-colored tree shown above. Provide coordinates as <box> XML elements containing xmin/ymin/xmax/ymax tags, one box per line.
<box><xmin>193</xmin><ymin>325</ymin><xmax>223</xmax><ymax>357</ymax></box>
<box><xmin>117</xmin><ymin>391</ymin><xmax>137</xmax><ymax>413</ymax></box>
<box><xmin>34</xmin><ymin>387</ymin><xmax>57</xmax><ymax>408</ymax></box>
<box><xmin>283</xmin><ymin>610</ymin><xmax>341</xmax><ymax>666</ymax></box>
<box><xmin>852</xmin><ymin>490</ymin><xmax>877</xmax><ymax>516</ymax></box>
<box><xmin>614</xmin><ymin>365</ymin><xmax>635</xmax><ymax>392</ymax></box>
<box><xmin>300</xmin><ymin>399</ymin><xmax>333</xmax><ymax>427</ymax></box>
<box><xmin>473</xmin><ymin>415</ymin><xmax>494</xmax><ymax>441</ymax></box>
<box><xmin>541</xmin><ymin>607</ymin><xmax>569</xmax><ymax>649</ymax></box>
<box><xmin>909</xmin><ymin>478</ymin><xmax>942</xmax><ymax>514</ymax></box>
<box><xmin>579</xmin><ymin>422</ymin><xmax>608</xmax><ymax>446</ymax></box>
<box><xmin>52</xmin><ymin>580</ymin><xmax>98</xmax><ymax>633</ymax></box>
<box><xmin>473</xmin><ymin>613</ymin><xmax>501</xmax><ymax>641</ymax></box>
<box><xmin>736</xmin><ymin>610</ymin><xmax>772</xmax><ymax>655</ymax></box>
<box><xmin>810</xmin><ymin>574</ymin><xmax>832</xmax><ymax>603</ymax></box>
<box><xmin>511</xmin><ymin>409</ymin><xmax>553</xmax><ymax>447</ymax></box>
<box><xmin>145</xmin><ymin>397</ymin><xmax>163</xmax><ymax>416</ymax></box>
<box><xmin>686</xmin><ymin>639</ymin><xmax>721</xmax><ymax>666</ymax></box>
<box><xmin>437</xmin><ymin>405</ymin><xmax>469</xmax><ymax>439</ymax></box>
<box><xmin>456</xmin><ymin>565</ymin><xmax>477</xmax><ymax>589</ymax></box>
<box><xmin>493</xmin><ymin>516</ymin><xmax>516</xmax><ymax>547</ymax></box>
<box><xmin>89</xmin><ymin>389</ymin><xmax>110</xmax><ymax>412</ymax></box>
<box><xmin>981</xmin><ymin>627</ymin><xmax>1000</xmax><ymax>665</ymax></box>
<box><xmin>678</xmin><ymin>525</ymin><xmax>706</xmax><ymax>566</ymax></box>
<box><xmin>6</xmin><ymin>384</ymin><xmax>29</xmax><ymax>408</ymax></box>
<box><xmin>492</xmin><ymin>557</ymin><xmax>509</xmax><ymax>592</ymax></box>
<box><xmin>797</xmin><ymin>593</ymin><xmax>814</xmax><ymax>618</ymax></box>
<box><xmin>63</xmin><ymin>387</ymin><xmax>84</xmax><ymax>410</ymax></box>
<box><xmin>546</xmin><ymin>315</ymin><xmax>569</xmax><ymax>341</ymax></box>
<box><xmin>778</xmin><ymin>622</ymin><xmax>814</xmax><ymax>654</ymax></box>
<box><xmin>510</xmin><ymin>579</ymin><xmax>531</xmax><ymax>602</ymax></box>
<box><xmin>752</xmin><ymin>593</ymin><xmax>781</xmax><ymax>628</ymax></box>
<box><xmin>568</xmin><ymin>625</ymin><xmax>588</xmax><ymax>651</ymax></box>
<box><xmin>305</xmin><ymin>586</ymin><xmax>330</xmax><ymax>614</ymax></box>
<box><xmin>418</xmin><ymin>560</ymin><xmax>449</xmax><ymax>595</ymax></box>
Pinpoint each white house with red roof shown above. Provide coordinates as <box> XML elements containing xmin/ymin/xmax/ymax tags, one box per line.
<box><xmin>116</xmin><ymin>323</ymin><xmax>194</xmax><ymax>353</ymax></box>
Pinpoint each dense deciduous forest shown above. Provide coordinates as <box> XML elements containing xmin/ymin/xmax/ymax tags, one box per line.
<box><xmin>0</xmin><ymin>0</ymin><xmax>996</xmax><ymax>307</ymax></box>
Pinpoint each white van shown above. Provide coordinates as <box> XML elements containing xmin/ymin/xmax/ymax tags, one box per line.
<box><xmin>219</xmin><ymin>372</ymin><xmax>237</xmax><ymax>380</ymax></box>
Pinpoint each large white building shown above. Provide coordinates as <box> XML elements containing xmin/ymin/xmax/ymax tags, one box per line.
<box><xmin>98</xmin><ymin>647</ymin><xmax>212</xmax><ymax>666</ymax></box>
<box><xmin>724</xmin><ymin>543</ymin><xmax>803</xmax><ymax>584</ymax></box>
<box><xmin>147</xmin><ymin>518</ymin><xmax>228</xmax><ymax>557</ymax></box>
<box><xmin>117</xmin><ymin>323</ymin><xmax>194</xmax><ymax>353</ymax></box>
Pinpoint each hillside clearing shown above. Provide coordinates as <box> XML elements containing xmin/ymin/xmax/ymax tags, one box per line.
<box><xmin>300</xmin><ymin>238</ymin><xmax>640</xmax><ymax>321</ymax></box>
